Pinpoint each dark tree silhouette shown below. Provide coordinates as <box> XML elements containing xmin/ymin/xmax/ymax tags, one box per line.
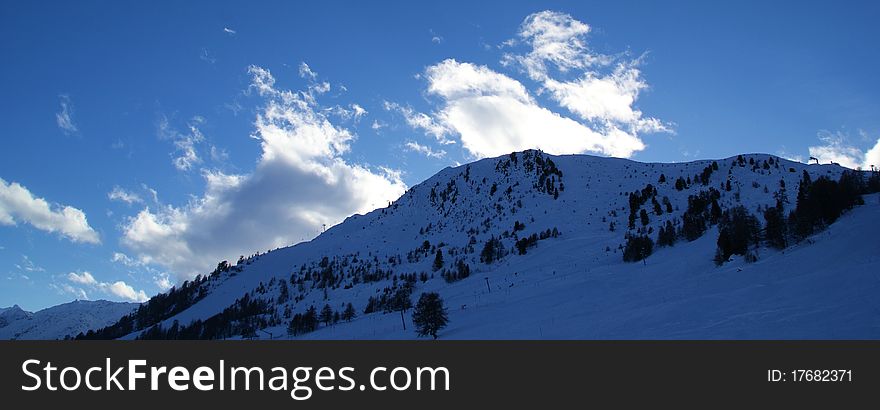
<box><xmin>412</xmin><ymin>292</ymin><xmax>449</xmax><ymax>339</ymax></box>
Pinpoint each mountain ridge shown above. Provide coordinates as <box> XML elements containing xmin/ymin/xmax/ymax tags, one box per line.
<box><xmin>51</xmin><ymin>150</ymin><xmax>880</xmax><ymax>339</ymax></box>
<box><xmin>0</xmin><ymin>299</ymin><xmax>138</xmax><ymax>340</ymax></box>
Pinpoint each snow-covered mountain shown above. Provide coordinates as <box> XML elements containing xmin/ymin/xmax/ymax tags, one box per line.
<box><xmin>0</xmin><ymin>300</ymin><xmax>138</xmax><ymax>340</ymax></box>
<box><xmin>77</xmin><ymin>151</ymin><xmax>880</xmax><ymax>339</ymax></box>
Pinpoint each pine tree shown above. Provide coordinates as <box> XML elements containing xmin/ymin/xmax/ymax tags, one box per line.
<box><xmin>763</xmin><ymin>206</ymin><xmax>787</xmax><ymax>249</ymax></box>
<box><xmin>433</xmin><ymin>248</ymin><xmax>444</xmax><ymax>271</ymax></box>
<box><xmin>320</xmin><ymin>304</ymin><xmax>334</xmax><ymax>326</ymax></box>
<box><xmin>342</xmin><ymin>302</ymin><xmax>356</xmax><ymax>322</ymax></box>
<box><xmin>715</xmin><ymin>205</ymin><xmax>761</xmax><ymax>265</ymax></box>
<box><xmin>622</xmin><ymin>234</ymin><xmax>654</xmax><ymax>263</ymax></box>
<box><xmin>304</xmin><ymin>305</ymin><xmax>318</xmax><ymax>331</ymax></box>
<box><xmin>412</xmin><ymin>292</ymin><xmax>449</xmax><ymax>339</ymax></box>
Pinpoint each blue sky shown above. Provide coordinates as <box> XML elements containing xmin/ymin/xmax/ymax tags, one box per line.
<box><xmin>2</xmin><ymin>0</ymin><xmax>879</xmax><ymax>310</ymax></box>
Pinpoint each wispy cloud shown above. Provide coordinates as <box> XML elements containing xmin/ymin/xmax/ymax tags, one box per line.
<box><xmin>55</xmin><ymin>94</ymin><xmax>78</xmax><ymax>135</ymax></box>
<box><xmin>383</xmin><ymin>101</ymin><xmax>453</xmax><ymax>144</ymax></box>
<box><xmin>404</xmin><ymin>141</ymin><xmax>447</xmax><ymax>159</ymax></box>
<box><xmin>200</xmin><ymin>48</ymin><xmax>217</xmax><ymax>64</ymax></box>
<box><xmin>223</xmin><ymin>27</ymin><xmax>237</xmax><ymax>35</ymax></box>
<box><xmin>157</xmin><ymin>115</ymin><xmax>207</xmax><ymax>172</ymax></box>
<box><xmin>108</xmin><ymin>186</ymin><xmax>143</xmax><ymax>205</ymax></box>
<box><xmin>429</xmin><ymin>29</ymin><xmax>444</xmax><ymax>44</ymax></box>
<box><xmin>15</xmin><ymin>255</ymin><xmax>45</xmax><ymax>273</ymax></box>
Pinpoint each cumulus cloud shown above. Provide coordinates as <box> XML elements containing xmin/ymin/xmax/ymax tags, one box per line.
<box><xmin>65</xmin><ymin>271</ymin><xmax>149</xmax><ymax>302</ymax></box>
<box><xmin>421</xmin><ymin>59</ymin><xmax>647</xmax><ymax>158</ymax></box>
<box><xmin>0</xmin><ymin>178</ymin><xmax>100</xmax><ymax>244</ymax></box>
<box><xmin>55</xmin><ymin>94</ymin><xmax>78</xmax><ymax>135</ymax></box>
<box><xmin>808</xmin><ymin>130</ymin><xmax>880</xmax><ymax>170</ymax></box>
<box><xmin>108</xmin><ymin>186</ymin><xmax>143</xmax><ymax>205</ymax></box>
<box><xmin>120</xmin><ymin>64</ymin><xmax>407</xmax><ymax>281</ymax></box>
<box><xmin>404</xmin><ymin>141</ymin><xmax>446</xmax><ymax>159</ymax></box>
<box><xmin>396</xmin><ymin>11</ymin><xmax>668</xmax><ymax>159</ymax></box>
<box><xmin>104</xmin><ymin>281</ymin><xmax>149</xmax><ymax>302</ymax></box>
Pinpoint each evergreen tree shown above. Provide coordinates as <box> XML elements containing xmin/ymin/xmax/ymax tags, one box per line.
<box><xmin>657</xmin><ymin>220</ymin><xmax>677</xmax><ymax>247</ymax></box>
<box><xmin>304</xmin><ymin>305</ymin><xmax>318</xmax><ymax>331</ymax></box>
<box><xmin>320</xmin><ymin>304</ymin><xmax>334</xmax><ymax>326</ymax></box>
<box><xmin>342</xmin><ymin>302</ymin><xmax>357</xmax><ymax>322</ymax></box>
<box><xmin>714</xmin><ymin>205</ymin><xmax>761</xmax><ymax>265</ymax></box>
<box><xmin>433</xmin><ymin>248</ymin><xmax>444</xmax><ymax>271</ymax></box>
<box><xmin>480</xmin><ymin>237</ymin><xmax>500</xmax><ymax>264</ymax></box>
<box><xmin>763</xmin><ymin>206</ymin><xmax>787</xmax><ymax>249</ymax></box>
<box><xmin>622</xmin><ymin>234</ymin><xmax>654</xmax><ymax>262</ymax></box>
<box><xmin>278</xmin><ymin>280</ymin><xmax>289</xmax><ymax>304</ymax></box>
<box><xmin>412</xmin><ymin>292</ymin><xmax>449</xmax><ymax>339</ymax></box>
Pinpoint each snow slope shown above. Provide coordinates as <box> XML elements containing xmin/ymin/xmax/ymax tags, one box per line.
<box><xmin>0</xmin><ymin>300</ymin><xmax>138</xmax><ymax>340</ymax></box>
<box><xmin>89</xmin><ymin>151</ymin><xmax>877</xmax><ymax>339</ymax></box>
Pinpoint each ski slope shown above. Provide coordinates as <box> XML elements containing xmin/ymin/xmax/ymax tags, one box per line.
<box><xmin>92</xmin><ymin>151</ymin><xmax>877</xmax><ymax>339</ymax></box>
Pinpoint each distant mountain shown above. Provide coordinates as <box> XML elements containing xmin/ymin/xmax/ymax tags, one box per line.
<box><xmin>67</xmin><ymin>151</ymin><xmax>880</xmax><ymax>339</ymax></box>
<box><xmin>0</xmin><ymin>300</ymin><xmax>138</xmax><ymax>340</ymax></box>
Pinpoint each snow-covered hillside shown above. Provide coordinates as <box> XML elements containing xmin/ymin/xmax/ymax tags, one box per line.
<box><xmin>0</xmin><ymin>300</ymin><xmax>138</xmax><ymax>340</ymax></box>
<box><xmin>81</xmin><ymin>151</ymin><xmax>879</xmax><ymax>340</ymax></box>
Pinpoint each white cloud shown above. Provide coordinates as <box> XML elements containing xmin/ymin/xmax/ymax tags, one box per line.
<box><xmin>508</xmin><ymin>11</ymin><xmax>668</xmax><ymax>136</ymax></box>
<box><xmin>52</xmin><ymin>283</ymin><xmax>89</xmax><ymax>300</ymax></box>
<box><xmin>153</xmin><ymin>272</ymin><xmax>173</xmax><ymax>291</ymax></box>
<box><xmin>298</xmin><ymin>62</ymin><xmax>318</xmax><ymax>80</ymax></box>
<box><xmin>16</xmin><ymin>255</ymin><xmax>45</xmax><ymax>273</ymax></box>
<box><xmin>108</xmin><ymin>186</ymin><xmax>143</xmax><ymax>205</ymax></box>
<box><xmin>429</xmin><ymin>29</ymin><xmax>444</xmax><ymax>44</ymax></box>
<box><xmin>111</xmin><ymin>252</ymin><xmax>141</xmax><ymax>267</ymax></box>
<box><xmin>0</xmin><ymin>178</ymin><xmax>100</xmax><ymax>244</ymax></box>
<box><xmin>422</xmin><ymin>59</ymin><xmax>647</xmax><ymax>158</ymax></box>
<box><xmin>141</xmin><ymin>184</ymin><xmax>159</xmax><ymax>204</ymax></box>
<box><xmin>542</xmin><ymin>62</ymin><xmax>671</xmax><ymax>135</ymax></box>
<box><xmin>502</xmin><ymin>10</ymin><xmax>609</xmax><ymax>81</ymax></box>
<box><xmin>55</xmin><ymin>94</ymin><xmax>78</xmax><ymax>135</ymax></box>
<box><xmin>808</xmin><ymin>130</ymin><xmax>880</xmax><ymax>169</ymax></box>
<box><xmin>404</xmin><ymin>141</ymin><xmax>446</xmax><ymax>159</ymax></box>
<box><xmin>200</xmin><ymin>48</ymin><xmax>217</xmax><ymax>64</ymax></box>
<box><xmin>351</xmin><ymin>104</ymin><xmax>367</xmax><ymax>121</ymax></box>
<box><xmin>121</xmin><ymin>64</ymin><xmax>407</xmax><ymax>280</ymax></box>
<box><xmin>105</xmin><ymin>281</ymin><xmax>149</xmax><ymax>302</ymax></box>
<box><xmin>68</xmin><ymin>271</ymin><xmax>98</xmax><ymax>286</ymax></box>
<box><xmin>397</xmin><ymin>11</ymin><xmax>668</xmax><ymax>160</ymax></box>
<box><xmin>383</xmin><ymin>101</ymin><xmax>453</xmax><ymax>144</ymax></box>
<box><xmin>210</xmin><ymin>145</ymin><xmax>230</xmax><ymax>162</ymax></box>
<box><xmin>158</xmin><ymin>116</ymin><xmax>206</xmax><ymax>171</ymax></box>
<box><xmin>223</xmin><ymin>27</ymin><xmax>236</xmax><ymax>35</ymax></box>
<box><xmin>65</xmin><ymin>270</ymin><xmax>149</xmax><ymax>302</ymax></box>
<box><xmin>327</xmin><ymin>104</ymin><xmax>368</xmax><ymax>123</ymax></box>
